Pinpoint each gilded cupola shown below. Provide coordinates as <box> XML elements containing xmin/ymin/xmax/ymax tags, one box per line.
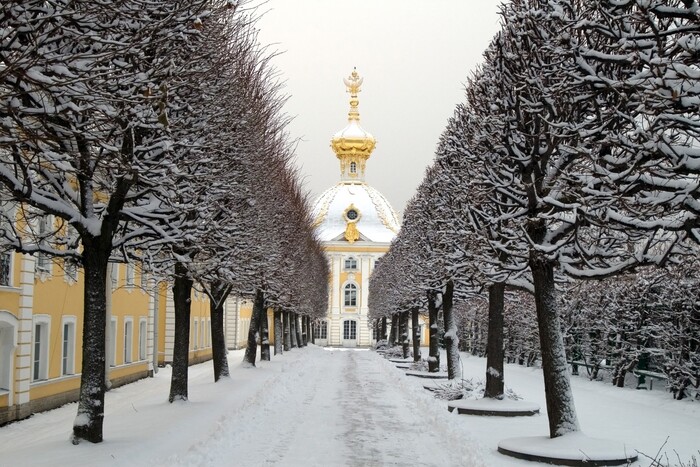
<box><xmin>330</xmin><ymin>68</ymin><xmax>376</xmax><ymax>182</ymax></box>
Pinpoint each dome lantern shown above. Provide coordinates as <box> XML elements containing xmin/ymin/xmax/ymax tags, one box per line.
<box><xmin>330</xmin><ymin>68</ymin><xmax>376</xmax><ymax>183</ymax></box>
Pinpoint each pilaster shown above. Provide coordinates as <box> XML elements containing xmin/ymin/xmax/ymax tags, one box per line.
<box><xmin>14</xmin><ymin>255</ymin><xmax>34</xmax><ymax>409</ymax></box>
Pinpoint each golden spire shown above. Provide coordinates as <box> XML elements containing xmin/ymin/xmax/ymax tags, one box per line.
<box><xmin>343</xmin><ymin>67</ymin><xmax>363</xmax><ymax>121</ymax></box>
<box><xmin>331</xmin><ymin>68</ymin><xmax>376</xmax><ymax>183</ymax></box>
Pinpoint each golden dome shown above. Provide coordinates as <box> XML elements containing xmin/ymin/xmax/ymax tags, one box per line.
<box><xmin>331</xmin><ymin>68</ymin><xmax>376</xmax><ymax>182</ymax></box>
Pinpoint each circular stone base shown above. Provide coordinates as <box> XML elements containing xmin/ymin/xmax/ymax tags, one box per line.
<box><xmin>395</xmin><ymin>363</ymin><xmax>411</xmax><ymax>369</ymax></box>
<box><xmin>404</xmin><ymin>370</ymin><xmax>449</xmax><ymax>379</ymax></box>
<box><xmin>447</xmin><ymin>398</ymin><xmax>540</xmax><ymax>417</ymax></box>
<box><xmin>498</xmin><ymin>433</ymin><xmax>637</xmax><ymax>466</ymax></box>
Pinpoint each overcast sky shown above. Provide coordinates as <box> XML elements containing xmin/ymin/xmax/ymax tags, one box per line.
<box><xmin>250</xmin><ymin>0</ymin><xmax>503</xmax><ymax>216</ymax></box>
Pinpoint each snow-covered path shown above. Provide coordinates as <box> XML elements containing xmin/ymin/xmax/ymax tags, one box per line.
<box><xmin>1</xmin><ymin>345</ymin><xmax>698</xmax><ymax>466</ymax></box>
<box><xmin>168</xmin><ymin>348</ymin><xmax>479</xmax><ymax>466</ymax></box>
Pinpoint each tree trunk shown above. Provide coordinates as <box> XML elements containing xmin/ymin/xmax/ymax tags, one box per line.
<box><xmin>301</xmin><ymin>315</ymin><xmax>308</xmax><ymax>346</ymax></box>
<box><xmin>530</xmin><ymin>252</ymin><xmax>580</xmax><ymax>438</ymax></box>
<box><xmin>72</xmin><ymin>241</ymin><xmax>109</xmax><ymax>444</ymax></box>
<box><xmin>243</xmin><ymin>289</ymin><xmax>265</xmax><ymax>366</ymax></box>
<box><xmin>484</xmin><ymin>282</ymin><xmax>506</xmax><ymax>399</ymax></box>
<box><xmin>381</xmin><ymin>317</ymin><xmax>387</xmax><ymax>341</ymax></box>
<box><xmin>388</xmin><ymin>314</ymin><xmax>398</xmax><ymax>347</ymax></box>
<box><xmin>169</xmin><ymin>261</ymin><xmax>193</xmax><ymax>402</ymax></box>
<box><xmin>283</xmin><ymin>310</ymin><xmax>291</xmax><ymax>351</ymax></box>
<box><xmin>295</xmin><ymin>313</ymin><xmax>303</xmax><ymax>348</ymax></box>
<box><xmin>274</xmin><ymin>309</ymin><xmax>283</xmax><ymax>355</ymax></box>
<box><xmin>443</xmin><ymin>280</ymin><xmax>461</xmax><ymax>380</ymax></box>
<box><xmin>411</xmin><ymin>307</ymin><xmax>421</xmax><ymax>363</ymax></box>
<box><xmin>401</xmin><ymin>311</ymin><xmax>410</xmax><ymax>359</ymax></box>
<box><xmin>260</xmin><ymin>308</ymin><xmax>270</xmax><ymax>361</ymax></box>
<box><xmin>290</xmin><ymin>312</ymin><xmax>298</xmax><ymax>348</ymax></box>
<box><xmin>308</xmin><ymin>317</ymin><xmax>314</xmax><ymax>345</ymax></box>
<box><xmin>428</xmin><ymin>292</ymin><xmax>440</xmax><ymax>373</ymax></box>
<box><xmin>209</xmin><ymin>280</ymin><xmax>230</xmax><ymax>382</ymax></box>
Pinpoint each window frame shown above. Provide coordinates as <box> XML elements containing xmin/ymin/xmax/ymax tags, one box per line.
<box><xmin>35</xmin><ymin>215</ymin><xmax>53</xmax><ymax>275</ymax></box>
<box><xmin>139</xmin><ymin>318</ymin><xmax>147</xmax><ymax>361</ymax></box>
<box><xmin>110</xmin><ymin>263</ymin><xmax>119</xmax><ymax>289</ymax></box>
<box><xmin>343</xmin><ymin>283</ymin><xmax>358</xmax><ymax>307</ymax></box>
<box><xmin>123</xmin><ymin>317</ymin><xmax>133</xmax><ymax>364</ymax></box>
<box><xmin>61</xmin><ymin>317</ymin><xmax>76</xmax><ymax>376</ymax></box>
<box><xmin>313</xmin><ymin>320</ymin><xmax>328</xmax><ymax>339</ymax></box>
<box><xmin>125</xmin><ymin>263</ymin><xmax>135</xmax><ymax>287</ymax></box>
<box><xmin>32</xmin><ymin>315</ymin><xmax>51</xmax><ymax>381</ymax></box>
<box><xmin>344</xmin><ymin>256</ymin><xmax>358</xmax><ymax>270</ymax></box>
<box><xmin>343</xmin><ymin>320</ymin><xmax>357</xmax><ymax>340</ymax></box>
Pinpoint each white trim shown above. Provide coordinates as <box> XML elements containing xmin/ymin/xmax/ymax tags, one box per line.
<box><xmin>60</xmin><ymin>316</ymin><xmax>77</xmax><ymax>376</ymax></box>
<box><xmin>110</xmin><ymin>263</ymin><xmax>119</xmax><ymax>289</ymax></box>
<box><xmin>31</xmin><ymin>314</ymin><xmax>51</xmax><ymax>381</ymax></box>
<box><xmin>125</xmin><ymin>263</ymin><xmax>135</xmax><ymax>288</ymax></box>
<box><xmin>342</xmin><ymin>281</ymin><xmax>359</xmax><ymax>307</ymax></box>
<box><xmin>123</xmin><ymin>317</ymin><xmax>133</xmax><ymax>364</ymax></box>
<box><xmin>0</xmin><ymin>311</ymin><xmax>18</xmax><ymax>403</ymax></box>
<box><xmin>138</xmin><ymin>318</ymin><xmax>147</xmax><ymax>361</ymax></box>
<box><xmin>108</xmin><ymin>317</ymin><xmax>117</xmax><ymax>367</ymax></box>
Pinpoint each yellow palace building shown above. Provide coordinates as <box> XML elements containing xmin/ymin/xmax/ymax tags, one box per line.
<box><xmin>0</xmin><ymin>222</ymin><xmax>254</xmax><ymax>425</ymax></box>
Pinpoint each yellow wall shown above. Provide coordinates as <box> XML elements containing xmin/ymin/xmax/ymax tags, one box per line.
<box><xmin>32</xmin><ymin>260</ymin><xmax>85</xmax><ymax>380</ymax></box>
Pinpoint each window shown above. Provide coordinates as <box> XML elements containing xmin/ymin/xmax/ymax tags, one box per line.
<box><xmin>193</xmin><ymin>319</ymin><xmax>199</xmax><ymax>350</ymax></box>
<box><xmin>61</xmin><ymin>318</ymin><xmax>76</xmax><ymax>375</ymax></box>
<box><xmin>140</xmin><ymin>264</ymin><xmax>148</xmax><ymax>289</ymax></box>
<box><xmin>344</xmin><ymin>257</ymin><xmax>357</xmax><ymax>270</ymax></box>
<box><xmin>125</xmin><ymin>263</ymin><xmax>135</xmax><ymax>287</ymax></box>
<box><xmin>205</xmin><ymin>319</ymin><xmax>211</xmax><ymax>348</ymax></box>
<box><xmin>0</xmin><ymin>251</ymin><xmax>11</xmax><ymax>286</ymax></box>
<box><xmin>123</xmin><ymin>319</ymin><xmax>133</xmax><ymax>363</ymax></box>
<box><xmin>32</xmin><ymin>316</ymin><xmax>50</xmax><ymax>381</ymax></box>
<box><xmin>313</xmin><ymin>320</ymin><xmax>328</xmax><ymax>339</ymax></box>
<box><xmin>344</xmin><ymin>283</ymin><xmax>357</xmax><ymax>307</ymax></box>
<box><xmin>35</xmin><ymin>215</ymin><xmax>52</xmax><ymax>274</ymax></box>
<box><xmin>343</xmin><ymin>320</ymin><xmax>357</xmax><ymax>340</ymax></box>
<box><xmin>111</xmin><ymin>263</ymin><xmax>119</xmax><ymax>288</ymax></box>
<box><xmin>350</xmin><ymin>161</ymin><xmax>357</xmax><ymax>174</ymax></box>
<box><xmin>199</xmin><ymin>318</ymin><xmax>205</xmax><ymax>349</ymax></box>
<box><xmin>0</xmin><ymin>203</ymin><xmax>14</xmax><ymax>286</ymax></box>
<box><xmin>0</xmin><ymin>313</ymin><xmax>18</xmax><ymax>392</ymax></box>
<box><xmin>108</xmin><ymin>318</ymin><xmax>117</xmax><ymax>367</ymax></box>
<box><xmin>372</xmin><ymin>325</ymin><xmax>379</xmax><ymax>341</ymax></box>
<box><xmin>139</xmin><ymin>319</ymin><xmax>147</xmax><ymax>361</ymax></box>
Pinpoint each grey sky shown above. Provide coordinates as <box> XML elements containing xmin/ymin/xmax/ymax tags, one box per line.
<box><xmin>251</xmin><ymin>0</ymin><xmax>502</xmax><ymax>216</ymax></box>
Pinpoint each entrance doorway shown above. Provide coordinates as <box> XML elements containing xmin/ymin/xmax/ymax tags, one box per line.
<box><xmin>342</xmin><ymin>320</ymin><xmax>357</xmax><ymax>347</ymax></box>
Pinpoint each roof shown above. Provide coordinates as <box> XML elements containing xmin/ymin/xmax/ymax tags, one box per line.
<box><xmin>311</xmin><ymin>182</ymin><xmax>400</xmax><ymax>243</ymax></box>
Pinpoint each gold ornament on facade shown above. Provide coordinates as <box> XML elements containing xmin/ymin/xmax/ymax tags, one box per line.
<box><xmin>344</xmin><ymin>222</ymin><xmax>360</xmax><ymax>243</ymax></box>
<box><xmin>343</xmin><ymin>204</ymin><xmax>361</xmax><ymax>243</ymax></box>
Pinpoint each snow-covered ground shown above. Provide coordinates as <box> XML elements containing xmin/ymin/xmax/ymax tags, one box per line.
<box><xmin>0</xmin><ymin>346</ymin><xmax>698</xmax><ymax>466</ymax></box>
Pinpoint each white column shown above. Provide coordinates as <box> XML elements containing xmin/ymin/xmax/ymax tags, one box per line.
<box><xmin>331</xmin><ymin>254</ymin><xmax>341</xmax><ymax>315</ymax></box>
<box><xmin>164</xmin><ymin>287</ymin><xmax>175</xmax><ymax>363</ymax></box>
<box><xmin>15</xmin><ymin>255</ymin><xmax>35</xmax><ymax>410</ymax></box>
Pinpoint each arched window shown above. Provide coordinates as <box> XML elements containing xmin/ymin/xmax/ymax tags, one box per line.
<box><xmin>344</xmin><ymin>283</ymin><xmax>357</xmax><ymax>307</ymax></box>
<box><xmin>344</xmin><ymin>256</ymin><xmax>357</xmax><ymax>270</ymax></box>
<box><xmin>350</xmin><ymin>161</ymin><xmax>357</xmax><ymax>174</ymax></box>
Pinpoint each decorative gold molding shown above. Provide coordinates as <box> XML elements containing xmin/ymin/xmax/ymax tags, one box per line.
<box><xmin>344</xmin><ymin>222</ymin><xmax>360</xmax><ymax>243</ymax></box>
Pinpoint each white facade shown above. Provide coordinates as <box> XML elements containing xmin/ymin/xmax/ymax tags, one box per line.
<box><xmin>311</xmin><ymin>70</ymin><xmax>400</xmax><ymax>347</ymax></box>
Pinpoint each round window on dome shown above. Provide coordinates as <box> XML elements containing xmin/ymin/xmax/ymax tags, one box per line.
<box><xmin>346</xmin><ymin>209</ymin><xmax>358</xmax><ymax>221</ymax></box>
